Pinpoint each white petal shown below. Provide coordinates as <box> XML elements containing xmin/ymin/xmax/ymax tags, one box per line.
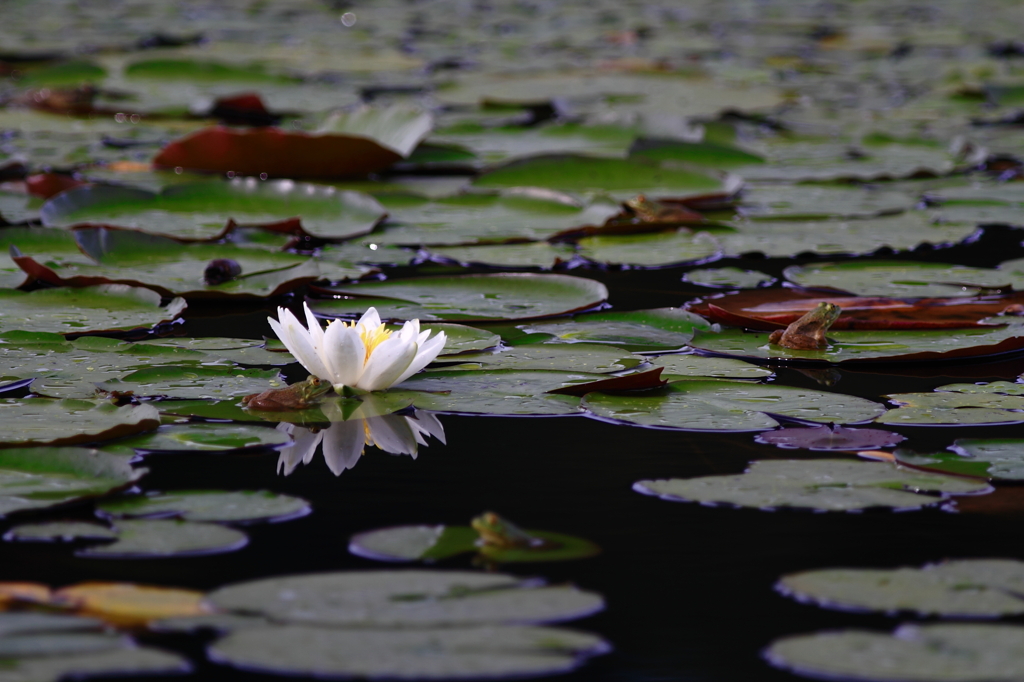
<box><xmin>356</xmin><ymin>335</ymin><xmax>418</xmax><ymax>391</ymax></box>
<box><xmin>391</xmin><ymin>331</ymin><xmax>447</xmax><ymax>386</ymax></box>
<box><xmin>395</xmin><ymin>319</ymin><xmax>420</xmax><ymax>342</ymax></box>
<box><xmin>364</xmin><ymin>415</ymin><xmax>419</xmax><ymax>456</ymax></box>
<box><xmin>276</xmin><ymin>426</ymin><xmax>323</xmax><ymax>476</ymax></box>
<box><xmin>268</xmin><ymin>309</ymin><xmax>331</xmax><ymax>381</ymax></box>
<box><xmin>409</xmin><ymin>410</ymin><xmax>446</xmax><ymax>445</ymax></box>
<box><xmin>320</xmin><ymin>420</ymin><xmax>365</xmax><ymax>475</ymax></box>
<box><xmin>356</xmin><ymin>307</ymin><xmax>382</xmax><ymax>332</ymax></box>
<box><xmin>322</xmin><ymin>320</ymin><xmax>366</xmax><ymax>389</ymax></box>
<box><xmin>303</xmin><ymin>302</ymin><xmax>325</xmax><ymax>351</ymax></box>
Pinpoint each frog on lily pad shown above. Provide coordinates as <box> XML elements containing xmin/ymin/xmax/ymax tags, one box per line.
<box><xmin>242</xmin><ymin>376</ymin><xmax>331</xmax><ymax>411</ymax></box>
<box><xmin>768</xmin><ymin>302</ymin><xmax>841</xmax><ymax>350</ymax></box>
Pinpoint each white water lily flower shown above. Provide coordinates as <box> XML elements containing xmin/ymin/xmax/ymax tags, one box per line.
<box><xmin>268</xmin><ymin>303</ymin><xmax>446</xmax><ymax>392</ymax></box>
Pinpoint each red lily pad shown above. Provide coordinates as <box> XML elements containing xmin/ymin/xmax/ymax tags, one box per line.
<box><xmin>688</xmin><ymin>288</ymin><xmax>1024</xmax><ymax>331</ymax></box>
<box><xmin>756</xmin><ymin>425</ymin><xmax>906</xmax><ymax>451</ymax></box>
<box><xmin>153</xmin><ymin>126</ymin><xmax>403</xmax><ymax>179</ymax></box>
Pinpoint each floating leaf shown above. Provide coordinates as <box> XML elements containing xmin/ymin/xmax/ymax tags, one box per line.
<box><xmin>475</xmin><ymin>154</ymin><xmax>725</xmax><ymax>199</ymax></box>
<box><xmin>778</xmin><ymin>559</ymin><xmax>1024</xmax><ymax>617</ymax></box>
<box><xmin>312</xmin><ymin>273</ymin><xmax>608</xmax><ymax>322</ymax></box>
<box><xmin>76</xmin><ymin>519</ymin><xmax>248</xmax><ymax>559</ymax></box>
<box><xmin>516</xmin><ymin>308</ymin><xmax>711</xmax><ymax>352</ymax></box>
<box><xmin>97</xmin><ymin>490</ymin><xmax>309</xmax><ymax>523</ymax></box>
<box><xmin>628</xmin><ymin>137</ymin><xmax>765</xmax><ymax>168</ymax></box>
<box><xmin>0</xmin><ymin>647</ymin><xmax>188</xmax><ymax>681</ymax></box>
<box><xmin>577</xmin><ymin>229</ymin><xmax>721</xmax><ymax>267</ymax></box>
<box><xmin>766</xmin><ymin>624</ymin><xmax>1024</xmax><ymax>682</ymax></box>
<box><xmin>0</xmin><ymin>400</ymin><xmax>159</xmax><ymax>448</ymax></box>
<box><xmin>739</xmin><ymin>185</ymin><xmax>914</xmax><ymax>219</ymax></box>
<box><xmin>41</xmin><ymin>180</ymin><xmax>385</xmax><ymax>241</ymax></box>
<box><xmin>55</xmin><ymin>582</ymin><xmax>209</xmax><ymax>627</ymax></box>
<box><xmin>689</xmin><ymin>323</ymin><xmax>1024</xmax><ymax>365</ymax></box>
<box><xmin>583</xmin><ymin>382</ymin><xmax>885</xmax><ymax>432</ymax></box>
<box><xmin>0</xmin><ymin>612</ymin><xmax>104</xmax><ymax>635</ymax></box>
<box><xmin>6</xmin><ymin>521</ymin><xmax>118</xmax><ymax>542</ymax></box>
<box><xmin>648</xmin><ymin>353</ymin><xmax>773</xmax><ymax>380</ymax></box>
<box><xmin>784</xmin><ymin>260</ymin><xmax>1012</xmax><ymax>298</ymax></box>
<box><xmin>129</xmin><ymin>338</ymin><xmax>292</xmax><ymax>366</ymax></box>
<box><xmin>880</xmin><ymin>385</ymin><xmax>1024</xmax><ymax>425</ymax></box>
<box><xmin>210</xmin><ymin>624</ymin><xmax>609</xmax><ymax>680</ymax></box>
<box><xmin>208</xmin><ymin>570</ymin><xmax>604</xmax><ymax>627</ymax></box>
<box><xmin>0</xmin><ymin>286</ymin><xmax>185</xmax><ymax>335</ymax></box>
<box><xmin>102</xmin><ymin>424</ymin><xmax>292</xmax><ymax>455</ymax></box>
<box><xmin>683</xmin><ymin>267</ymin><xmax>774</xmax><ymax>289</ymax></box>
<box><xmin>392</xmin><ymin>370</ymin><xmax>594</xmax><ymax>415</ymax></box>
<box><xmin>756</xmin><ymin>425</ymin><xmax>906</xmax><ymax>451</ymax></box>
<box><xmin>427</xmin><ymin>242</ymin><xmax>576</xmax><ymax>269</ymax></box>
<box><xmin>350</xmin><ymin>525</ymin><xmax>599</xmax><ymax>564</ymax></box>
<box><xmin>96</xmin><ymin>366</ymin><xmax>282</xmax><ymax>400</ymax></box>
<box><xmin>635</xmin><ymin>459</ymin><xmax>986</xmax><ymax>511</ymax></box>
<box><xmin>436</xmin><ymin>343</ymin><xmax>643</xmax><ymax>373</ymax></box>
<box><xmin>153</xmin><ymin>108</ymin><xmax>431</xmax><ymax>178</ymax></box>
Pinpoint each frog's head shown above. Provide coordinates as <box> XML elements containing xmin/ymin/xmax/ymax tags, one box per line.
<box><xmin>471</xmin><ymin>512</ymin><xmax>504</xmax><ymax>535</ymax></box>
<box><xmin>297</xmin><ymin>375</ymin><xmax>332</xmax><ymax>402</ymax></box>
<box><xmin>816</xmin><ymin>302</ymin><xmax>842</xmax><ymax>325</ymax></box>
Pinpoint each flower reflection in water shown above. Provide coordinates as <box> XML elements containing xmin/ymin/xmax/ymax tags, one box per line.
<box><xmin>276</xmin><ymin>407</ymin><xmax>445</xmax><ymax>476</ymax></box>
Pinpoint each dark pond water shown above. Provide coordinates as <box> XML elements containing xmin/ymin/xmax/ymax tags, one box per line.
<box><xmin>6</xmin><ymin>226</ymin><xmax>1024</xmax><ymax>681</ymax></box>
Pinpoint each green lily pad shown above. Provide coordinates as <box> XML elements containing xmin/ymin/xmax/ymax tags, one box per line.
<box><xmin>739</xmin><ymin>185</ymin><xmax>914</xmax><ymax>219</ymax></box>
<box><xmin>689</xmin><ymin>322</ymin><xmax>1024</xmax><ymax>365</ymax></box>
<box><xmin>370</xmin><ymin>192</ymin><xmax>620</xmax><ymax>246</ymax></box>
<box><xmin>98</xmin><ymin>490</ymin><xmax>310</xmax><ymax>523</ymax></box>
<box><xmin>0</xmin><ymin>445</ymin><xmax>142</xmax><ymax>517</ymax></box>
<box><xmin>312</xmin><ymin>273</ymin><xmax>608</xmax><ymax>322</ymax></box>
<box><xmin>474</xmin><ymin>154</ymin><xmax>725</xmax><ymax>199</ymax></box>
<box><xmin>5</xmin><ymin>521</ymin><xmax>118</xmax><ymax>542</ymax></box>
<box><xmin>129</xmin><ymin>338</ymin><xmax>292</xmax><ymax>366</ymax></box>
<box><xmin>718</xmin><ymin>214</ymin><xmax>977</xmax><ymax>258</ymax></box>
<box><xmin>350</xmin><ymin>525</ymin><xmax>600</xmax><ymax>564</ymax></box>
<box><xmin>629</xmin><ymin>137</ymin><xmax>765</xmax><ymax>168</ymax></box>
<box><xmin>766</xmin><ymin>624</ymin><xmax>1024</xmax><ymax>682</ymax></box>
<box><xmin>784</xmin><ymin>260</ymin><xmax>1012</xmax><ymax>298</ymax></box>
<box><xmin>649</xmin><ymin>354</ymin><xmax>774</xmax><ymax>380</ymax></box>
<box><xmin>0</xmin><ymin>400</ymin><xmax>160</xmax><ymax>448</ymax></box>
<box><xmin>208</xmin><ymin>570</ymin><xmax>604</xmax><ymax>626</ymax></box>
<box><xmin>210</xmin><ymin>624</ymin><xmax>609</xmax><ymax>680</ymax></box>
<box><xmin>77</xmin><ymin>519</ymin><xmax>248</xmax><ymax>558</ymax></box>
<box><xmin>392</xmin><ymin>370</ymin><xmax>597</xmax><ymax>415</ymax></box>
<box><xmin>0</xmin><ymin>612</ymin><xmax>104</xmax><ymax>635</ymax></box>
<box><xmin>735</xmin><ymin>141</ymin><xmax>956</xmax><ymax>183</ymax></box>
<box><xmin>583</xmin><ymin>382</ymin><xmax>885</xmax><ymax>431</ymax></box>
<box><xmin>577</xmin><ymin>229</ymin><xmax>722</xmax><ymax>267</ymax></box>
<box><xmin>100</xmin><ymin>424</ymin><xmax>292</xmax><ymax>455</ymax></box>
<box><xmin>635</xmin><ymin>459</ymin><xmax>986</xmax><ymax>511</ymax></box>
<box><xmin>427</xmin><ymin>242</ymin><xmax>576</xmax><ymax>269</ymax></box>
<box><xmin>41</xmin><ymin>180</ymin><xmax>385</xmax><ymax>241</ymax></box>
<box><xmin>150</xmin><ymin>613</ymin><xmax>271</xmax><ymax>634</ymax></box>
<box><xmin>879</xmin><ymin>385</ymin><xmax>1024</xmax><ymax>425</ymax></box>
<box><xmin>778</xmin><ymin>559</ymin><xmax>1024</xmax><ymax>617</ymax></box>
<box><xmin>124</xmin><ymin>58</ymin><xmax>295</xmax><ymax>83</ymax></box>
<box><xmin>0</xmin><ymin>631</ymin><xmax>124</xmax><ymax>658</ymax></box>
<box><xmin>0</xmin><ymin>646</ymin><xmax>188</xmax><ymax>680</ymax></box>
<box><xmin>155</xmin><ymin>393</ymin><xmax>414</xmax><ymax>426</ymax></box>
<box><xmin>683</xmin><ymin>267</ymin><xmax>774</xmax><ymax>288</ymax></box>
<box><xmin>0</xmin><ymin>286</ymin><xmax>185</xmax><ymax>335</ymax></box>
<box><xmin>947</xmin><ymin>439</ymin><xmax>1024</xmax><ymax>479</ymax></box>
<box><xmin>515</xmin><ymin>308</ymin><xmax>712</xmax><ymax>352</ymax></box>
<box><xmin>32</xmin><ymin>228</ymin><xmax>364</xmax><ymax>299</ymax></box>
<box><xmin>435</xmin><ymin>343</ymin><xmax>643</xmax><ymax>373</ymax></box>
<box><xmin>96</xmin><ymin>366</ymin><xmax>282</xmax><ymax>400</ymax></box>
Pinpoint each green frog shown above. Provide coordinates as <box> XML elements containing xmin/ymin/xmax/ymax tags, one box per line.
<box><xmin>623</xmin><ymin>194</ymin><xmax>695</xmax><ymax>223</ymax></box>
<box><xmin>241</xmin><ymin>376</ymin><xmax>331</xmax><ymax>411</ymax></box>
<box><xmin>768</xmin><ymin>302</ymin><xmax>841</xmax><ymax>350</ymax></box>
<box><xmin>471</xmin><ymin>512</ymin><xmax>548</xmax><ymax>549</ymax></box>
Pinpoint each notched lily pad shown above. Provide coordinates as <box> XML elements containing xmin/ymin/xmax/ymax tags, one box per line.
<box><xmin>0</xmin><ymin>286</ymin><xmax>186</xmax><ymax>335</ymax></box>
<box><xmin>766</xmin><ymin>624</ymin><xmax>1024</xmax><ymax>682</ymax></box>
<box><xmin>880</xmin><ymin>385</ymin><xmax>1024</xmax><ymax>425</ymax></box>
<box><xmin>312</xmin><ymin>273</ymin><xmax>608</xmax><ymax>322</ymax></box>
<box><xmin>210</xmin><ymin>624</ymin><xmax>609</xmax><ymax>680</ymax></box>
<box><xmin>635</xmin><ymin>459</ymin><xmax>987</xmax><ymax>511</ymax></box>
<box><xmin>96</xmin><ymin>366</ymin><xmax>282</xmax><ymax>400</ymax></box>
<box><xmin>97</xmin><ymin>490</ymin><xmax>310</xmax><ymax>524</ymax></box>
<box><xmin>516</xmin><ymin>308</ymin><xmax>711</xmax><ymax>352</ymax></box>
<box><xmin>102</xmin><ymin>423</ymin><xmax>292</xmax><ymax>455</ymax></box>
<box><xmin>584</xmin><ymin>382</ymin><xmax>885</xmax><ymax>432</ymax></box>
<box><xmin>5</xmin><ymin>521</ymin><xmax>118</xmax><ymax>543</ymax></box>
<box><xmin>0</xmin><ymin>399</ymin><xmax>159</xmax><ymax>448</ymax></box>
<box><xmin>392</xmin><ymin>370</ymin><xmax>596</xmax><ymax>415</ymax></box>
<box><xmin>778</xmin><ymin>559</ymin><xmax>1024</xmax><ymax>617</ymax></box>
<box><xmin>76</xmin><ymin>519</ymin><xmax>248</xmax><ymax>558</ymax></box>
<box><xmin>208</xmin><ymin>570</ymin><xmax>604</xmax><ymax>627</ymax></box>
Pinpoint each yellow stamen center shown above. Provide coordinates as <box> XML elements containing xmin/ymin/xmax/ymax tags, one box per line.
<box><xmin>343</xmin><ymin>321</ymin><xmax>393</xmax><ymax>362</ymax></box>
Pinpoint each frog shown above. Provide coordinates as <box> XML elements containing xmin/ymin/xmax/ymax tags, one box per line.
<box><xmin>623</xmin><ymin>194</ymin><xmax>697</xmax><ymax>223</ymax></box>
<box><xmin>768</xmin><ymin>302</ymin><xmax>842</xmax><ymax>350</ymax></box>
<box><xmin>471</xmin><ymin>511</ymin><xmax>548</xmax><ymax>549</ymax></box>
<box><xmin>241</xmin><ymin>375</ymin><xmax>331</xmax><ymax>411</ymax></box>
